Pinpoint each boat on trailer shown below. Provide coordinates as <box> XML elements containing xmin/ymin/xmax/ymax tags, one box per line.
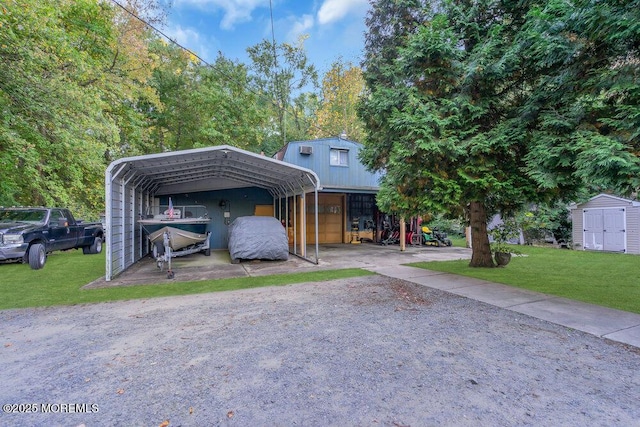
<box><xmin>138</xmin><ymin>200</ymin><xmax>211</xmax><ymax>278</ymax></box>
<box><xmin>146</xmin><ymin>226</ymin><xmax>209</xmax><ymax>252</ymax></box>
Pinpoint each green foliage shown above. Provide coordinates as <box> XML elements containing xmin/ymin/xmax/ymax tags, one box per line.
<box><xmin>425</xmin><ymin>214</ymin><xmax>465</xmax><ymax>237</ymax></box>
<box><xmin>359</xmin><ymin>0</ymin><xmax>640</xmax><ymax>267</ymax></box>
<box><xmin>310</xmin><ymin>59</ymin><xmax>366</xmax><ymax>141</ymax></box>
<box><xmin>148</xmin><ymin>48</ymin><xmax>266</xmax><ymax>152</ymax></box>
<box><xmin>247</xmin><ymin>36</ymin><xmax>319</xmax><ymax>154</ymax></box>
<box><xmin>518</xmin><ymin>0</ymin><xmax>640</xmax><ymax>196</ymax></box>
<box><xmin>518</xmin><ymin>202</ymin><xmax>573</xmax><ymax>245</ymax></box>
<box><xmin>5</xmin><ymin>4</ymin><xmax>91</xmax><ymax>208</ymax></box>
<box><xmin>488</xmin><ymin>217</ymin><xmax>522</xmax><ymax>255</ymax></box>
<box><xmin>0</xmin><ymin>0</ymin><xmax>163</xmax><ymax>218</ymax></box>
<box><xmin>0</xmin><ymin>0</ymin><xmax>287</xmax><ymax>216</ymax></box>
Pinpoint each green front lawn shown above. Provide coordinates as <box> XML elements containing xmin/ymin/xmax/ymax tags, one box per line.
<box><xmin>0</xmin><ymin>250</ymin><xmax>374</xmax><ymax>310</ymax></box>
<box><xmin>409</xmin><ymin>245</ymin><xmax>640</xmax><ymax>314</ymax></box>
<box><xmin>3</xmin><ymin>245</ymin><xmax>638</xmax><ymax>314</ymax></box>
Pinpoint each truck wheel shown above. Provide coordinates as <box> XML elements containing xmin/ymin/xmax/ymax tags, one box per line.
<box><xmin>90</xmin><ymin>236</ymin><xmax>103</xmax><ymax>254</ymax></box>
<box><xmin>84</xmin><ymin>237</ymin><xmax>102</xmax><ymax>255</ymax></box>
<box><xmin>28</xmin><ymin>243</ymin><xmax>46</xmax><ymax>270</ymax></box>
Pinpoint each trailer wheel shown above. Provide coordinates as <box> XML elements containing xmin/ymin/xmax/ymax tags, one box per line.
<box><xmin>28</xmin><ymin>243</ymin><xmax>46</xmax><ymax>270</ymax></box>
<box><xmin>153</xmin><ymin>241</ymin><xmax>165</xmax><ymax>257</ymax></box>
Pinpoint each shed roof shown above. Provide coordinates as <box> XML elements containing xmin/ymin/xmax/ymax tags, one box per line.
<box><xmin>569</xmin><ymin>193</ymin><xmax>640</xmax><ymax>209</ymax></box>
<box><xmin>106</xmin><ymin>145</ymin><xmax>321</xmax><ymax>197</ymax></box>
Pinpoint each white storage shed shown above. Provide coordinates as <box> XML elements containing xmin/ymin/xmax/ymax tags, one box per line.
<box><xmin>570</xmin><ymin>194</ymin><xmax>640</xmax><ymax>254</ymax></box>
<box><xmin>105</xmin><ymin>145</ymin><xmax>321</xmax><ymax>281</ymax></box>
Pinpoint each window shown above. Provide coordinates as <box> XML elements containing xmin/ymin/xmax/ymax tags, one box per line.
<box><xmin>330</xmin><ymin>148</ymin><xmax>349</xmax><ymax>166</ymax></box>
<box><xmin>348</xmin><ymin>194</ymin><xmax>376</xmax><ymax>220</ymax></box>
<box><xmin>49</xmin><ymin>209</ymin><xmax>66</xmax><ymax>225</ymax></box>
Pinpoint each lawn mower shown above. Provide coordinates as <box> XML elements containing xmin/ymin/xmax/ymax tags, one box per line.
<box><xmin>421</xmin><ymin>226</ymin><xmax>453</xmax><ymax>247</ymax></box>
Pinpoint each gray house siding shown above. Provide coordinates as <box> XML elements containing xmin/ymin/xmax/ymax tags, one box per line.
<box><xmin>570</xmin><ymin>194</ymin><xmax>640</xmax><ymax>254</ymax></box>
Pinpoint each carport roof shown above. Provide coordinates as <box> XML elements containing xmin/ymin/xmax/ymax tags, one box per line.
<box><xmin>106</xmin><ymin>145</ymin><xmax>321</xmax><ymax>197</ymax></box>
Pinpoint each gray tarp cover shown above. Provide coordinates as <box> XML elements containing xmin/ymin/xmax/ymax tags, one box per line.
<box><xmin>228</xmin><ymin>216</ymin><xmax>289</xmax><ymax>262</ymax></box>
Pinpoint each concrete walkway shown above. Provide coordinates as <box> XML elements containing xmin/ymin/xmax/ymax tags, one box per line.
<box><xmin>367</xmin><ymin>265</ymin><xmax>640</xmax><ymax>349</ymax></box>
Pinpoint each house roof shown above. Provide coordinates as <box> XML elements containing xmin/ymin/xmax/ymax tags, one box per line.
<box><xmin>106</xmin><ymin>145</ymin><xmax>321</xmax><ymax>198</ymax></box>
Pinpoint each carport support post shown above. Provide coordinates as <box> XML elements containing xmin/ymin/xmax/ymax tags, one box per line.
<box><xmin>292</xmin><ymin>195</ymin><xmax>297</xmax><ymax>254</ymax></box>
<box><xmin>299</xmin><ymin>193</ymin><xmax>306</xmax><ymax>257</ymax></box>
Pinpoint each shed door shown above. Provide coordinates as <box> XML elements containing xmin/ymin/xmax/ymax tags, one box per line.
<box><xmin>583</xmin><ymin>208</ymin><xmax>625</xmax><ymax>252</ymax></box>
<box><xmin>603</xmin><ymin>208</ymin><xmax>626</xmax><ymax>252</ymax></box>
<box><xmin>583</xmin><ymin>209</ymin><xmax>603</xmax><ymax>250</ymax></box>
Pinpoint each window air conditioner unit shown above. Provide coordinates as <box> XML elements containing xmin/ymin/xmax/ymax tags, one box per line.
<box><xmin>299</xmin><ymin>145</ymin><xmax>313</xmax><ymax>155</ymax></box>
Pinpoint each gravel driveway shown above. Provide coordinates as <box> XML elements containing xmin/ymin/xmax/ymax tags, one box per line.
<box><xmin>2</xmin><ymin>275</ymin><xmax>639</xmax><ymax>426</ymax></box>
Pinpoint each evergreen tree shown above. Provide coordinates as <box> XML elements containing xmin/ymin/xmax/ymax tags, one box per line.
<box><xmin>358</xmin><ymin>0</ymin><xmax>640</xmax><ymax>267</ymax></box>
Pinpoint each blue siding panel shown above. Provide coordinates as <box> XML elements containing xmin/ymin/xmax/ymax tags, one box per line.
<box><xmin>280</xmin><ymin>138</ymin><xmax>382</xmax><ymax>191</ymax></box>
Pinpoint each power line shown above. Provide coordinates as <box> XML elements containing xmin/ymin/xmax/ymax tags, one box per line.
<box><xmin>269</xmin><ymin>0</ymin><xmax>286</xmax><ymax>145</ymax></box>
<box><xmin>109</xmin><ymin>0</ymin><xmax>237</xmax><ymax>86</ymax></box>
<box><xmin>108</xmin><ymin>0</ymin><xmax>327</xmax><ymax>149</ymax></box>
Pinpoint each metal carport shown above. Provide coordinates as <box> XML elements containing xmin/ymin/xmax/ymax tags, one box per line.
<box><xmin>105</xmin><ymin>145</ymin><xmax>321</xmax><ymax>281</ymax></box>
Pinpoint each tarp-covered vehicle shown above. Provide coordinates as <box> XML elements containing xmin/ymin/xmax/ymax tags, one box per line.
<box><xmin>228</xmin><ymin>216</ymin><xmax>288</xmax><ymax>264</ymax></box>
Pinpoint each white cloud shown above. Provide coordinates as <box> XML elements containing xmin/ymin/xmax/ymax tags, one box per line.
<box><xmin>164</xmin><ymin>24</ymin><xmax>214</xmax><ymax>61</ymax></box>
<box><xmin>174</xmin><ymin>0</ymin><xmax>264</xmax><ymax>30</ymax></box>
<box><xmin>317</xmin><ymin>0</ymin><xmax>368</xmax><ymax>25</ymax></box>
<box><xmin>166</xmin><ymin>25</ymin><xmax>201</xmax><ymax>46</ymax></box>
<box><xmin>286</xmin><ymin>14</ymin><xmax>314</xmax><ymax>43</ymax></box>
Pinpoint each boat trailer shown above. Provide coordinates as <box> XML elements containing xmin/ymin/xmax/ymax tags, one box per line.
<box><xmin>153</xmin><ymin>230</ymin><xmax>211</xmax><ymax>279</ymax></box>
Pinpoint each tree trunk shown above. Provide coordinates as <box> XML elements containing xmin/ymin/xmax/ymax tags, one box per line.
<box><xmin>468</xmin><ymin>200</ymin><xmax>495</xmax><ymax>268</ymax></box>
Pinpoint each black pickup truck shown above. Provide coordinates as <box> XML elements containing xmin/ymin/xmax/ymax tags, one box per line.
<box><xmin>0</xmin><ymin>207</ymin><xmax>104</xmax><ymax>270</ymax></box>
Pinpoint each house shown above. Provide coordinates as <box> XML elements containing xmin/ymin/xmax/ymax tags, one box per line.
<box><xmin>275</xmin><ymin>137</ymin><xmax>383</xmax><ymax>244</ymax></box>
<box><xmin>569</xmin><ymin>193</ymin><xmax>640</xmax><ymax>254</ymax></box>
<box><xmin>104</xmin><ymin>139</ymin><xmax>383</xmax><ymax>281</ymax></box>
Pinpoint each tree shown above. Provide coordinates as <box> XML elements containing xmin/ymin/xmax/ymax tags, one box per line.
<box><xmin>310</xmin><ymin>59</ymin><xmax>366</xmax><ymax>141</ymax></box>
<box><xmin>0</xmin><ymin>0</ymin><xmax>167</xmax><ymax>218</ymax></box>
<box><xmin>358</xmin><ymin>0</ymin><xmax>639</xmax><ymax>267</ymax></box>
<box><xmin>148</xmin><ymin>48</ymin><xmax>266</xmax><ymax>152</ymax></box>
<box><xmin>247</xmin><ymin>35</ymin><xmax>318</xmax><ymax>154</ymax></box>
<box><xmin>0</xmin><ymin>0</ymin><xmax>122</xmax><ymax>216</ymax></box>
<box><xmin>518</xmin><ymin>0</ymin><xmax>640</xmax><ymax>196</ymax></box>
<box><xmin>104</xmin><ymin>0</ymin><xmax>166</xmax><ymax>158</ymax></box>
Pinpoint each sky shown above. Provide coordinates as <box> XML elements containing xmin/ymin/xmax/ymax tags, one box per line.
<box><xmin>160</xmin><ymin>0</ymin><xmax>370</xmax><ymax>76</ymax></box>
